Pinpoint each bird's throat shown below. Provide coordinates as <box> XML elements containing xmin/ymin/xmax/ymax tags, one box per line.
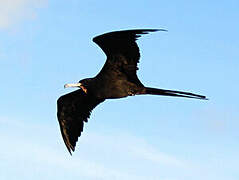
<box><xmin>80</xmin><ymin>86</ymin><xmax>88</xmax><ymax>94</ymax></box>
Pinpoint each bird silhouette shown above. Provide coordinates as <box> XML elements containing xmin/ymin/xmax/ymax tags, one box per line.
<box><xmin>57</xmin><ymin>29</ymin><xmax>207</xmax><ymax>154</ymax></box>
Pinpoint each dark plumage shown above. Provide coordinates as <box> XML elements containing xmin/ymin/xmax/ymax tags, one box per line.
<box><xmin>57</xmin><ymin>29</ymin><xmax>207</xmax><ymax>154</ymax></box>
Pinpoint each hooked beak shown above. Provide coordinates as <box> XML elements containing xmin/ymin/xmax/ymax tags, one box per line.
<box><xmin>64</xmin><ymin>83</ymin><xmax>82</xmax><ymax>88</ymax></box>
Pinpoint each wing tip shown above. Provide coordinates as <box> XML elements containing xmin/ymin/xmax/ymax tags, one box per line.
<box><xmin>67</xmin><ymin>147</ymin><xmax>73</xmax><ymax>155</ymax></box>
<box><xmin>202</xmin><ymin>96</ymin><xmax>209</xmax><ymax>100</ymax></box>
<box><xmin>65</xmin><ymin>142</ymin><xmax>75</xmax><ymax>155</ymax></box>
<box><xmin>136</xmin><ymin>28</ymin><xmax>167</xmax><ymax>36</ymax></box>
<box><xmin>141</xmin><ymin>28</ymin><xmax>168</xmax><ymax>32</ymax></box>
<box><xmin>68</xmin><ymin>147</ymin><xmax>74</xmax><ymax>156</ymax></box>
<box><xmin>155</xmin><ymin>28</ymin><xmax>168</xmax><ymax>32</ymax></box>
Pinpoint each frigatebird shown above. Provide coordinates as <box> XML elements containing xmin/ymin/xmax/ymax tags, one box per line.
<box><xmin>57</xmin><ymin>29</ymin><xmax>207</xmax><ymax>154</ymax></box>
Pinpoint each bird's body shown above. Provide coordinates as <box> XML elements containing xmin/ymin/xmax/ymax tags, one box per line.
<box><xmin>90</xmin><ymin>73</ymin><xmax>145</xmax><ymax>99</ymax></box>
<box><xmin>57</xmin><ymin>29</ymin><xmax>207</xmax><ymax>154</ymax></box>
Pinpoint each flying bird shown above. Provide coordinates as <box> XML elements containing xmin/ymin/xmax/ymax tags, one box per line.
<box><xmin>57</xmin><ymin>29</ymin><xmax>207</xmax><ymax>154</ymax></box>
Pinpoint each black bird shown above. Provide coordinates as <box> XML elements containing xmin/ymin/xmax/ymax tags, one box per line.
<box><xmin>57</xmin><ymin>29</ymin><xmax>207</xmax><ymax>154</ymax></box>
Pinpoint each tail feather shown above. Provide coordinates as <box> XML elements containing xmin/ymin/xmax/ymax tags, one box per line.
<box><xmin>144</xmin><ymin>87</ymin><xmax>207</xmax><ymax>100</ymax></box>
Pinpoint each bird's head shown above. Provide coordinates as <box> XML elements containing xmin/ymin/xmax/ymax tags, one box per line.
<box><xmin>64</xmin><ymin>78</ymin><xmax>93</xmax><ymax>94</ymax></box>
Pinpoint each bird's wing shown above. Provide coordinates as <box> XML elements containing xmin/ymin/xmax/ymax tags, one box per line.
<box><xmin>93</xmin><ymin>29</ymin><xmax>166</xmax><ymax>85</ymax></box>
<box><xmin>57</xmin><ymin>89</ymin><xmax>104</xmax><ymax>154</ymax></box>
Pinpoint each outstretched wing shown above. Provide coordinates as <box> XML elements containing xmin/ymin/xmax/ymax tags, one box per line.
<box><xmin>57</xmin><ymin>89</ymin><xmax>104</xmax><ymax>154</ymax></box>
<box><xmin>93</xmin><ymin>29</ymin><xmax>166</xmax><ymax>85</ymax></box>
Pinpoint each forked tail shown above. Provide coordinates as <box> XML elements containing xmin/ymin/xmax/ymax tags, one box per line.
<box><xmin>144</xmin><ymin>87</ymin><xmax>207</xmax><ymax>100</ymax></box>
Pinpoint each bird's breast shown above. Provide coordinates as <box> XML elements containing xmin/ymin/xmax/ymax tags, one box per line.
<box><xmin>92</xmin><ymin>79</ymin><xmax>142</xmax><ymax>99</ymax></box>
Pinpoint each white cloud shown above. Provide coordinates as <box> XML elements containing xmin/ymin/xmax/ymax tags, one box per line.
<box><xmin>0</xmin><ymin>117</ymin><xmax>190</xmax><ymax>180</ymax></box>
<box><xmin>0</xmin><ymin>0</ymin><xmax>47</xmax><ymax>29</ymax></box>
<box><xmin>0</xmin><ymin>137</ymin><xmax>144</xmax><ymax>180</ymax></box>
<box><xmin>131</xmin><ymin>144</ymin><xmax>187</xmax><ymax>168</ymax></box>
<box><xmin>1</xmin><ymin>116</ymin><xmax>237</xmax><ymax>180</ymax></box>
<box><xmin>82</xmin><ymin>133</ymin><xmax>188</xmax><ymax>169</ymax></box>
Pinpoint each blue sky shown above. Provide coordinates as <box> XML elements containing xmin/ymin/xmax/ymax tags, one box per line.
<box><xmin>0</xmin><ymin>0</ymin><xmax>239</xmax><ymax>179</ymax></box>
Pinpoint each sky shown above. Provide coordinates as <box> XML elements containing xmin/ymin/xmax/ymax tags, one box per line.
<box><xmin>0</xmin><ymin>0</ymin><xmax>239</xmax><ymax>180</ymax></box>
